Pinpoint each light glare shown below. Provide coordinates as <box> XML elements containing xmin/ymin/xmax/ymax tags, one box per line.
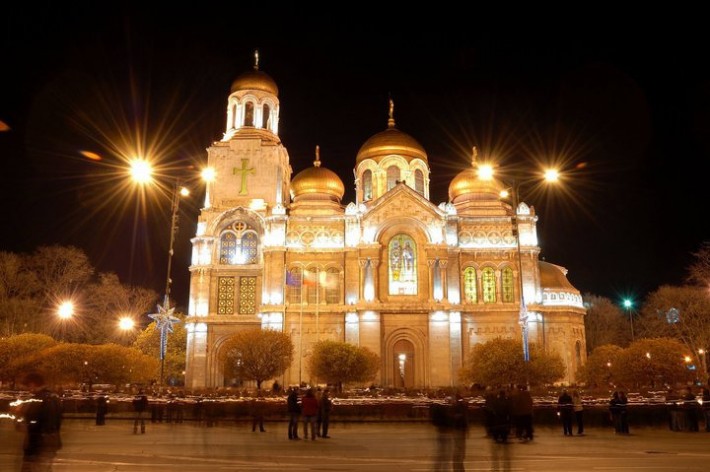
<box><xmin>130</xmin><ymin>159</ymin><xmax>153</xmax><ymax>184</ymax></box>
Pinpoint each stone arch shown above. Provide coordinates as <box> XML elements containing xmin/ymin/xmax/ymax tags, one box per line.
<box><xmin>384</xmin><ymin>328</ymin><xmax>428</xmax><ymax>388</ymax></box>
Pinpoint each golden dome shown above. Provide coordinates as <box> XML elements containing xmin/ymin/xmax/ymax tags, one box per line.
<box><xmin>538</xmin><ymin>261</ymin><xmax>579</xmax><ymax>292</ymax></box>
<box><xmin>230</xmin><ymin>69</ymin><xmax>279</xmax><ymax>95</ymax></box>
<box><xmin>356</xmin><ymin>99</ymin><xmax>427</xmax><ymax>165</ymax></box>
<box><xmin>291</xmin><ymin>146</ymin><xmax>345</xmax><ymax>202</ymax></box>
<box><xmin>448</xmin><ymin>167</ymin><xmax>506</xmax><ymax>202</ymax></box>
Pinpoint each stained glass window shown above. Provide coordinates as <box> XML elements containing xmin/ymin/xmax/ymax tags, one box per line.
<box><xmin>219</xmin><ymin>232</ymin><xmax>237</xmax><ymax>264</ymax></box>
<box><xmin>389</xmin><ymin>234</ymin><xmax>417</xmax><ymax>295</ymax></box>
<box><xmin>286</xmin><ymin>267</ymin><xmax>302</xmax><ymax>304</ymax></box>
<box><xmin>363</xmin><ymin>169</ymin><xmax>373</xmax><ymax>201</ymax></box>
<box><xmin>324</xmin><ymin>267</ymin><xmax>340</xmax><ymax>304</ymax></box>
<box><xmin>219</xmin><ymin>222</ymin><xmax>259</xmax><ymax>265</ymax></box>
<box><xmin>414</xmin><ymin>169</ymin><xmax>424</xmax><ymax>195</ymax></box>
<box><xmin>482</xmin><ymin>267</ymin><xmax>497</xmax><ymax>303</ymax></box>
<box><xmin>502</xmin><ymin>267</ymin><xmax>514</xmax><ymax>303</ymax></box>
<box><xmin>387</xmin><ymin>166</ymin><xmax>400</xmax><ymax>191</ymax></box>
<box><xmin>244</xmin><ymin>101</ymin><xmax>254</xmax><ymax>126</ymax></box>
<box><xmin>463</xmin><ymin>267</ymin><xmax>477</xmax><ymax>303</ymax></box>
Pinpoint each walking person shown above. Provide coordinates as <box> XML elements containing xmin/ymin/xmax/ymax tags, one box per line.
<box><xmin>251</xmin><ymin>392</ymin><xmax>266</xmax><ymax>432</ymax></box>
<box><xmin>510</xmin><ymin>384</ymin><xmax>534</xmax><ymax>441</ymax></box>
<box><xmin>19</xmin><ymin>372</ymin><xmax>63</xmax><ymax>467</ymax></box>
<box><xmin>301</xmin><ymin>388</ymin><xmax>319</xmax><ymax>440</ymax></box>
<box><xmin>95</xmin><ymin>394</ymin><xmax>108</xmax><ymax>426</ymax></box>
<box><xmin>572</xmin><ymin>389</ymin><xmax>584</xmax><ymax>435</ymax></box>
<box><xmin>287</xmin><ymin>387</ymin><xmax>301</xmax><ymax>440</ymax></box>
<box><xmin>618</xmin><ymin>391</ymin><xmax>630</xmax><ymax>434</ymax></box>
<box><xmin>318</xmin><ymin>389</ymin><xmax>332</xmax><ymax>438</ymax></box>
<box><xmin>558</xmin><ymin>389</ymin><xmax>574</xmax><ymax>436</ymax></box>
<box><xmin>132</xmin><ymin>390</ymin><xmax>148</xmax><ymax>434</ymax></box>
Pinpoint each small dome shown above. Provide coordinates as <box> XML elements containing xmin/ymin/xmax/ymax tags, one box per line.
<box><xmin>448</xmin><ymin>168</ymin><xmax>506</xmax><ymax>202</ymax></box>
<box><xmin>230</xmin><ymin>69</ymin><xmax>279</xmax><ymax>96</ymax></box>
<box><xmin>291</xmin><ymin>147</ymin><xmax>345</xmax><ymax>202</ymax></box>
<box><xmin>538</xmin><ymin>261</ymin><xmax>579</xmax><ymax>292</ymax></box>
<box><xmin>355</xmin><ymin>99</ymin><xmax>427</xmax><ymax>165</ymax></box>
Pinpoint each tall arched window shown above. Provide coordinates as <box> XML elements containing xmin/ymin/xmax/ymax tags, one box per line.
<box><xmin>482</xmin><ymin>267</ymin><xmax>497</xmax><ymax>303</ymax></box>
<box><xmin>244</xmin><ymin>102</ymin><xmax>255</xmax><ymax>126</ymax></box>
<box><xmin>231</xmin><ymin>104</ymin><xmax>237</xmax><ymax>129</ymax></box>
<box><xmin>386</xmin><ymin>166</ymin><xmax>400</xmax><ymax>191</ymax></box>
<box><xmin>414</xmin><ymin>169</ymin><xmax>424</xmax><ymax>195</ymax></box>
<box><xmin>575</xmin><ymin>340</ymin><xmax>582</xmax><ymax>366</ymax></box>
<box><xmin>502</xmin><ymin>267</ymin><xmax>514</xmax><ymax>303</ymax></box>
<box><xmin>324</xmin><ymin>267</ymin><xmax>341</xmax><ymax>304</ymax></box>
<box><xmin>286</xmin><ymin>267</ymin><xmax>302</xmax><ymax>304</ymax></box>
<box><xmin>463</xmin><ymin>267</ymin><xmax>477</xmax><ymax>303</ymax></box>
<box><xmin>262</xmin><ymin>103</ymin><xmax>271</xmax><ymax>129</ymax></box>
<box><xmin>389</xmin><ymin>234</ymin><xmax>417</xmax><ymax>295</ymax></box>
<box><xmin>363</xmin><ymin>169</ymin><xmax>373</xmax><ymax>201</ymax></box>
<box><xmin>305</xmin><ymin>267</ymin><xmax>319</xmax><ymax>304</ymax></box>
<box><xmin>219</xmin><ymin>222</ymin><xmax>259</xmax><ymax>265</ymax></box>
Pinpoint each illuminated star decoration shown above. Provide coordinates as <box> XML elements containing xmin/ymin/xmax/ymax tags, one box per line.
<box><xmin>149</xmin><ymin>296</ymin><xmax>181</xmax><ymax>360</ymax></box>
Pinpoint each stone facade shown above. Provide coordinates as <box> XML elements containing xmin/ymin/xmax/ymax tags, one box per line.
<box><xmin>183</xmin><ymin>63</ymin><xmax>586</xmax><ymax>389</ymax></box>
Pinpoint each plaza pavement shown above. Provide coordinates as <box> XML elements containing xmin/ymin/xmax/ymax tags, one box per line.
<box><xmin>2</xmin><ymin>418</ymin><xmax>710</xmax><ymax>471</ymax></box>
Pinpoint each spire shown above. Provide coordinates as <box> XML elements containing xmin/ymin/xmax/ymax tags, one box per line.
<box><xmin>388</xmin><ymin>97</ymin><xmax>395</xmax><ymax>128</ymax></box>
<box><xmin>254</xmin><ymin>49</ymin><xmax>260</xmax><ymax>70</ymax></box>
<box><xmin>471</xmin><ymin>146</ymin><xmax>478</xmax><ymax>168</ymax></box>
<box><xmin>314</xmin><ymin>145</ymin><xmax>321</xmax><ymax>167</ymax></box>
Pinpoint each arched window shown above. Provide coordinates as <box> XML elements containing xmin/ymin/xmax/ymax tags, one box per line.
<box><xmin>482</xmin><ymin>267</ymin><xmax>497</xmax><ymax>303</ymax></box>
<box><xmin>219</xmin><ymin>222</ymin><xmax>259</xmax><ymax>265</ymax></box>
<box><xmin>414</xmin><ymin>169</ymin><xmax>424</xmax><ymax>195</ymax></box>
<box><xmin>386</xmin><ymin>166</ymin><xmax>400</xmax><ymax>191</ymax></box>
<box><xmin>231</xmin><ymin>104</ymin><xmax>237</xmax><ymax>129</ymax></box>
<box><xmin>286</xmin><ymin>267</ymin><xmax>302</xmax><ymax>304</ymax></box>
<box><xmin>244</xmin><ymin>102</ymin><xmax>255</xmax><ymax>127</ymax></box>
<box><xmin>575</xmin><ymin>340</ymin><xmax>582</xmax><ymax>365</ymax></box>
<box><xmin>502</xmin><ymin>267</ymin><xmax>514</xmax><ymax>303</ymax></box>
<box><xmin>262</xmin><ymin>103</ymin><xmax>271</xmax><ymax>129</ymax></box>
<box><xmin>463</xmin><ymin>267</ymin><xmax>477</xmax><ymax>303</ymax></box>
<box><xmin>389</xmin><ymin>234</ymin><xmax>417</xmax><ymax>295</ymax></box>
<box><xmin>363</xmin><ymin>169</ymin><xmax>373</xmax><ymax>201</ymax></box>
<box><xmin>305</xmin><ymin>267</ymin><xmax>319</xmax><ymax>304</ymax></box>
<box><xmin>324</xmin><ymin>267</ymin><xmax>341</xmax><ymax>304</ymax></box>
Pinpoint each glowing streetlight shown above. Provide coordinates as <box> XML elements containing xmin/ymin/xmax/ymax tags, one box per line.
<box><xmin>118</xmin><ymin>317</ymin><xmax>136</xmax><ymax>331</ymax></box>
<box><xmin>57</xmin><ymin>301</ymin><xmax>74</xmax><ymax>320</ymax></box>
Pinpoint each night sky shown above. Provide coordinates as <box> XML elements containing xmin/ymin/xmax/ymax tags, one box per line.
<box><xmin>1</xmin><ymin>6</ymin><xmax>707</xmax><ymax>311</ymax></box>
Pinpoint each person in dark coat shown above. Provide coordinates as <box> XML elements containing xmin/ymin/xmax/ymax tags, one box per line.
<box><xmin>95</xmin><ymin>394</ymin><xmax>108</xmax><ymax>426</ymax></box>
<box><xmin>132</xmin><ymin>390</ymin><xmax>148</xmax><ymax>434</ymax></box>
<box><xmin>510</xmin><ymin>384</ymin><xmax>534</xmax><ymax>441</ymax></box>
<box><xmin>286</xmin><ymin>387</ymin><xmax>301</xmax><ymax>440</ymax></box>
<box><xmin>486</xmin><ymin>389</ymin><xmax>511</xmax><ymax>443</ymax></box>
<box><xmin>251</xmin><ymin>392</ymin><xmax>266</xmax><ymax>432</ymax></box>
<box><xmin>20</xmin><ymin>372</ymin><xmax>63</xmax><ymax>466</ymax></box>
<box><xmin>557</xmin><ymin>389</ymin><xmax>574</xmax><ymax>436</ymax></box>
<box><xmin>318</xmin><ymin>389</ymin><xmax>333</xmax><ymax>438</ymax></box>
<box><xmin>301</xmin><ymin>388</ymin><xmax>319</xmax><ymax>440</ymax></box>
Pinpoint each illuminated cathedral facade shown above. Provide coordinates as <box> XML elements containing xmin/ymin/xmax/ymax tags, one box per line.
<box><xmin>183</xmin><ymin>60</ymin><xmax>586</xmax><ymax>389</ymax></box>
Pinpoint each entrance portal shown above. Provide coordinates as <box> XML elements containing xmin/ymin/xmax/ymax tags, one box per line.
<box><xmin>393</xmin><ymin>339</ymin><xmax>415</xmax><ymax>388</ymax></box>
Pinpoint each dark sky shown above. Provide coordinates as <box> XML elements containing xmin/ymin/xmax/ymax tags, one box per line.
<box><xmin>1</xmin><ymin>5</ymin><xmax>708</xmax><ymax>311</ymax></box>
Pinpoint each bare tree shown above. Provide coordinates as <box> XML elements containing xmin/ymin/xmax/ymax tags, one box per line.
<box><xmin>583</xmin><ymin>294</ymin><xmax>631</xmax><ymax>351</ymax></box>
<box><xmin>687</xmin><ymin>240</ymin><xmax>710</xmax><ymax>287</ymax></box>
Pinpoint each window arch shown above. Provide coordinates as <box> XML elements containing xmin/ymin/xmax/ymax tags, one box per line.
<box><xmin>363</xmin><ymin>169</ymin><xmax>373</xmax><ymax>201</ymax></box>
<box><xmin>414</xmin><ymin>169</ymin><xmax>424</xmax><ymax>195</ymax></box>
<box><xmin>324</xmin><ymin>267</ymin><xmax>341</xmax><ymax>304</ymax></box>
<box><xmin>482</xmin><ymin>267</ymin><xmax>497</xmax><ymax>303</ymax></box>
<box><xmin>386</xmin><ymin>166</ymin><xmax>400</xmax><ymax>191</ymax></box>
<box><xmin>286</xmin><ymin>267</ymin><xmax>302</xmax><ymax>304</ymax></box>
<box><xmin>219</xmin><ymin>222</ymin><xmax>259</xmax><ymax>265</ymax></box>
<box><xmin>244</xmin><ymin>101</ymin><xmax>255</xmax><ymax>127</ymax></box>
<box><xmin>463</xmin><ymin>267</ymin><xmax>477</xmax><ymax>303</ymax></box>
<box><xmin>502</xmin><ymin>267</ymin><xmax>514</xmax><ymax>303</ymax></box>
<box><xmin>388</xmin><ymin>234</ymin><xmax>417</xmax><ymax>295</ymax></box>
<box><xmin>231</xmin><ymin>104</ymin><xmax>237</xmax><ymax>129</ymax></box>
<box><xmin>262</xmin><ymin>103</ymin><xmax>271</xmax><ymax>129</ymax></box>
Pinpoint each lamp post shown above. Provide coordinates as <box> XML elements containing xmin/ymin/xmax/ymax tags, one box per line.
<box><xmin>623</xmin><ymin>298</ymin><xmax>635</xmax><ymax>342</ymax></box>
<box><xmin>130</xmin><ymin>159</ymin><xmax>185</xmax><ymax>385</ymax></box>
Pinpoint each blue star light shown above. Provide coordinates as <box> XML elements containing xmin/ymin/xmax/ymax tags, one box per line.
<box><xmin>149</xmin><ymin>296</ymin><xmax>181</xmax><ymax>361</ymax></box>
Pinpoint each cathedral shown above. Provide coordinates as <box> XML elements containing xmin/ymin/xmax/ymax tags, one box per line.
<box><xmin>183</xmin><ymin>58</ymin><xmax>586</xmax><ymax>389</ymax></box>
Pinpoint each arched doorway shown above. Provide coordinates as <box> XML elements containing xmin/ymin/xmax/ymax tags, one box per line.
<box><xmin>393</xmin><ymin>339</ymin><xmax>415</xmax><ymax>388</ymax></box>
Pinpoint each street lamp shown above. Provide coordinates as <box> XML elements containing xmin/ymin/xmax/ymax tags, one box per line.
<box><xmin>57</xmin><ymin>300</ymin><xmax>75</xmax><ymax>341</ymax></box>
<box><xmin>130</xmin><ymin>158</ymin><xmax>186</xmax><ymax>385</ymax></box>
<box><xmin>622</xmin><ymin>298</ymin><xmax>635</xmax><ymax>342</ymax></box>
<box><xmin>478</xmin><ymin>156</ymin><xmax>560</xmax><ymax>362</ymax></box>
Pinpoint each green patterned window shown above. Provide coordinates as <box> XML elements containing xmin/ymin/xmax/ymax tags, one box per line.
<box><xmin>238</xmin><ymin>276</ymin><xmax>257</xmax><ymax>315</ymax></box>
<box><xmin>502</xmin><ymin>267</ymin><xmax>514</xmax><ymax>303</ymax></box>
<box><xmin>463</xmin><ymin>267</ymin><xmax>477</xmax><ymax>303</ymax></box>
<box><xmin>482</xmin><ymin>267</ymin><xmax>497</xmax><ymax>304</ymax></box>
<box><xmin>217</xmin><ymin>276</ymin><xmax>235</xmax><ymax>314</ymax></box>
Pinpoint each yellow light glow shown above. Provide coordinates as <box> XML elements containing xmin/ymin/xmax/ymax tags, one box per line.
<box><xmin>544</xmin><ymin>168</ymin><xmax>560</xmax><ymax>182</ymax></box>
<box><xmin>118</xmin><ymin>317</ymin><xmax>135</xmax><ymax>330</ymax></box>
<box><xmin>500</xmin><ymin>189</ymin><xmax>510</xmax><ymax>199</ymax></box>
<box><xmin>130</xmin><ymin>159</ymin><xmax>153</xmax><ymax>184</ymax></box>
<box><xmin>58</xmin><ymin>301</ymin><xmax>74</xmax><ymax>319</ymax></box>
<box><xmin>477</xmin><ymin>164</ymin><xmax>494</xmax><ymax>180</ymax></box>
<box><xmin>201</xmin><ymin>167</ymin><xmax>216</xmax><ymax>182</ymax></box>
<box><xmin>179</xmin><ymin>186</ymin><xmax>190</xmax><ymax>197</ymax></box>
<box><xmin>684</xmin><ymin>355</ymin><xmax>692</xmax><ymax>363</ymax></box>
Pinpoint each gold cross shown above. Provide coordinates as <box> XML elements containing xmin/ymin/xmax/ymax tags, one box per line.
<box><xmin>233</xmin><ymin>159</ymin><xmax>255</xmax><ymax>195</ymax></box>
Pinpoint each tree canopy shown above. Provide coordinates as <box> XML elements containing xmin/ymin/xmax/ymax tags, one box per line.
<box><xmin>308</xmin><ymin>340</ymin><xmax>380</xmax><ymax>391</ymax></box>
<box><xmin>219</xmin><ymin>328</ymin><xmax>293</xmax><ymax>390</ymax></box>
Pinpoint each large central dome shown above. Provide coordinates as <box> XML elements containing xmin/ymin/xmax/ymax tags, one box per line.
<box><xmin>230</xmin><ymin>69</ymin><xmax>279</xmax><ymax>96</ymax></box>
<box><xmin>356</xmin><ymin>127</ymin><xmax>427</xmax><ymax>165</ymax></box>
